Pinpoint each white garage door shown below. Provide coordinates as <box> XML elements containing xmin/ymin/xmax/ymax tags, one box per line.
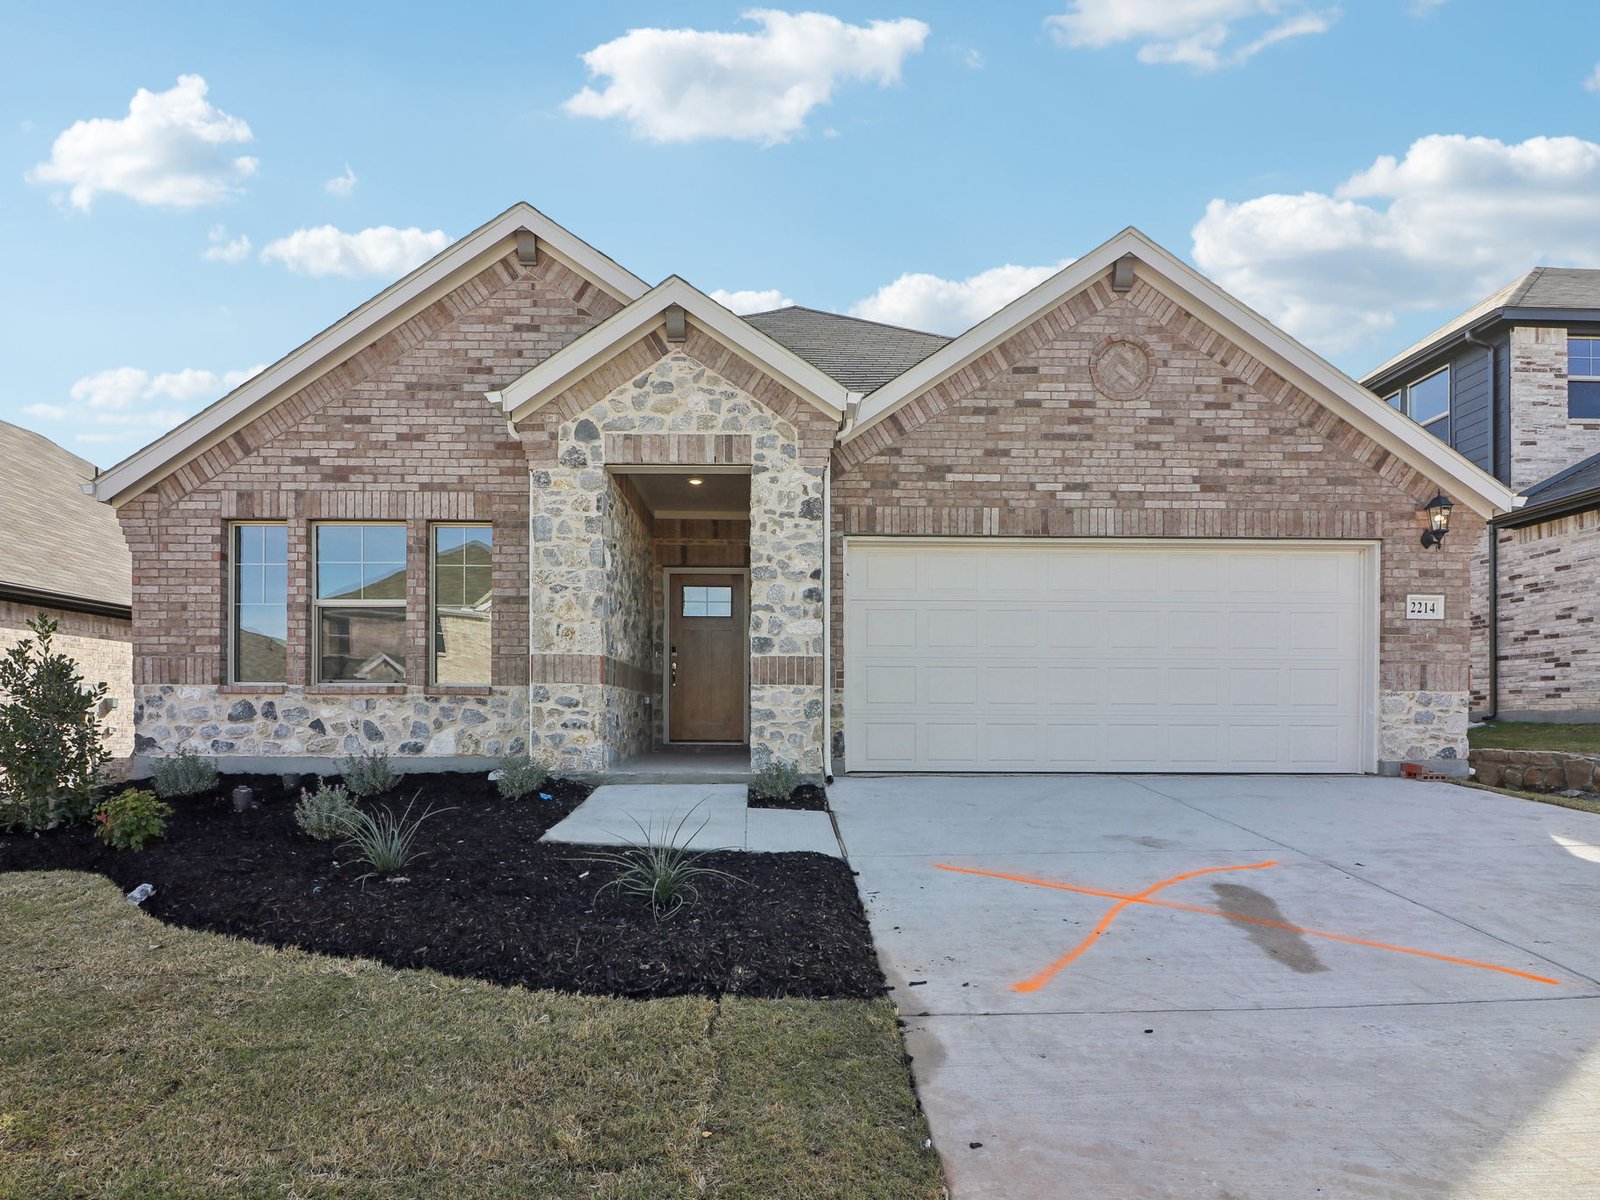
<box><xmin>844</xmin><ymin>539</ymin><xmax>1375</xmax><ymax>774</ymax></box>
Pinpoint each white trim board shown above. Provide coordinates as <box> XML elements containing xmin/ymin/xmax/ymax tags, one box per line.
<box><xmin>842</xmin><ymin>228</ymin><xmax>1518</xmax><ymax>520</ymax></box>
<box><xmin>91</xmin><ymin>203</ymin><xmax>648</xmax><ymax>506</ymax></box>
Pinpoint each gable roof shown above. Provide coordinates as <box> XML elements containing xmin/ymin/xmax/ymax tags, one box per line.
<box><xmin>843</xmin><ymin>226</ymin><xmax>1519</xmax><ymax>519</ymax></box>
<box><xmin>90</xmin><ymin>203</ymin><xmax>649</xmax><ymax>506</ymax></box>
<box><xmin>0</xmin><ymin>420</ymin><xmax>131</xmax><ymax>616</ymax></box>
<box><xmin>1364</xmin><ymin>267</ymin><xmax>1600</xmax><ymax>387</ymax></box>
<box><xmin>493</xmin><ymin>277</ymin><xmax>855</xmax><ymax>422</ymax></box>
<box><xmin>742</xmin><ymin>306</ymin><xmax>950</xmax><ymax>393</ymax></box>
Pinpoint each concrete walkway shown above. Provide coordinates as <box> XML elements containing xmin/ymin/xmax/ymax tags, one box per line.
<box><xmin>832</xmin><ymin>773</ymin><xmax>1600</xmax><ymax>1199</ymax></box>
<box><xmin>541</xmin><ymin>783</ymin><xmax>840</xmax><ymax>856</ymax></box>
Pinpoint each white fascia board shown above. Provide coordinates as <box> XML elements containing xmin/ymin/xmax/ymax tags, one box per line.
<box><xmin>92</xmin><ymin>203</ymin><xmax>648</xmax><ymax>505</ymax></box>
<box><xmin>846</xmin><ymin>227</ymin><xmax>1517</xmax><ymax>518</ymax></box>
<box><xmin>498</xmin><ymin>276</ymin><xmax>850</xmax><ymax>422</ymax></box>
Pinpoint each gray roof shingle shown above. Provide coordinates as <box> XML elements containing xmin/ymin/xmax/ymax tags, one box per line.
<box><xmin>1518</xmin><ymin>448</ymin><xmax>1600</xmax><ymax>512</ymax></box>
<box><xmin>0</xmin><ymin>420</ymin><xmax>131</xmax><ymax>613</ymax></box>
<box><xmin>742</xmin><ymin>305</ymin><xmax>951</xmax><ymax>393</ymax></box>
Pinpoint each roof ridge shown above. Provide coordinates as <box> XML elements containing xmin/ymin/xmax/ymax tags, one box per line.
<box><xmin>745</xmin><ymin>304</ymin><xmax>951</xmax><ymax>341</ymax></box>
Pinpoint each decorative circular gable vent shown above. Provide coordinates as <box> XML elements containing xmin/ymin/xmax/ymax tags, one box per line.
<box><xmin>1089</xmin><ymin>336</ymin><xmax>1155</xmax><ymax>400</ymax></box>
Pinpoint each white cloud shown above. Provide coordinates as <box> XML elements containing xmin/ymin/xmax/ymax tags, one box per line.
<box><xmin>1191</xmin><ymin>133</ymin><xmax>1600</xmax><ymax>353</ymax></box>
<box><xmin>68</xmin><ymin>365</ymin><xmax>264</xmax><ymax>413</ymax></box>
<box><xmin>202</xmin><ymin>225</ymin><xmax>251</xmax><ymax>263</ymax></box>
<box><xmin>325</xmin><ymin>163</ymin><xmax>358</xmax><ymax>197</ymax></box>
<box><xmin>1585</xmin><ymin>63</ymin><xmax>1600</xmax><ymax>93</ymax></box>
<box><xmin>1410</xmin><ymin>0</ymin><xmax>1447</xmax><ymax>13</ymax></box>
<box><xmin>22</xmin><ymin>403</ymin><xmax>67</xmax><ymax>420</ymax></box>
<box><xmin>25</xmin><ymin>74</ymin><xmax>257</xmax><ymax>211</ymax></box>
<box><xmin>259</xmin><ymin>225</ymin><xmax>452</xmax><ymax>278</ymax></box>
<box><xmin>850</xmin><ymin>259</ymin><xmax>1072</xmax><ymax>335</ymax></box>
<box><xmin>712</xmin><ymin>287</ymin><xmax>796</xmax><ymax>313</ymax></box>
<box><xmin>564</xmin><ymin>9</ymin><xmax>930</xmax><ymax>144</ymax></box>
<box><xmin>1045</xmin><ymin>1</ymin><xmax>1335</xmax><ymax>70</ymax></box>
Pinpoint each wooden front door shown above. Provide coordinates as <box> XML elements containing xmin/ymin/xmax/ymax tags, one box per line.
<box><xmin>668</xmin><ymin>573</ymin><xmax>746</xmax><ymax>742</ymax></box>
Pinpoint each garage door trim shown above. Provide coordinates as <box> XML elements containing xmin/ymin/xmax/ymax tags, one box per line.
<box><xmin>842</xmin><ymin>536</ymin><xmax>1381</xmax><ymax>775</ymax></box>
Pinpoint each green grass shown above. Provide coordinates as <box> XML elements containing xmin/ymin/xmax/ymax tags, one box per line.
<box><xmin>1469</xmin><ymin>721</ymin><xmax>1600</xmax><ymax>754</ymax></box>
<box><xmin>0</xmin><ymin>871</ymin><xmax>943</xmax><ymax>1199</ymax></box>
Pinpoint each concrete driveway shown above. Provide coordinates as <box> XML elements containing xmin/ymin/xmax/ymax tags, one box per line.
<box><xmin>831</xmin><ymin>774</ymin><xmax>1600</xmax><ymax>1200</ymax></box>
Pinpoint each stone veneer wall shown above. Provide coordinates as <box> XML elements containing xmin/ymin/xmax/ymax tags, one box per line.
<box><xmin>1470</xmin><ymin>747</ymin><xmax>1600</xmax><ymax>793</ymax></box>
<box><xmin>0</xmin><ymin>600</ymin><xmax>133</xmax><ymax>759</ymax></box>
<box><xmin>1508</xmin><ymin>326</ymin><xmax>1600</xmax><ymax>492</ymax></box>
<box><xmin>831</xmin><ymin>274</ymin><xmax>1482</xmax><ymax>770</ymax></box>
<box><xmin>525</xmin><ymin>351</ymin><xmax>827</xmax><ymax>773</ymax></box>
<box><xmin>133</xmin><ymin>686</ymin><xmax>527</xmax><ymax>759</ymax></box>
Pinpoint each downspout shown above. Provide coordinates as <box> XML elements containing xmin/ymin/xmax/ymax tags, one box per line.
<box><xmin>1462</xmin><ymin>330</ymin><xmax>1499</xmax><ymax>721</ymax></box>
<box><xmin>822</xmin><ymin>460</ymin><xmax>834</xmax><ymax>783</ymax></box>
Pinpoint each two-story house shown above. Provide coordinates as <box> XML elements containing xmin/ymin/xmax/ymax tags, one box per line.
<box><xmin>1363</xmin><ymin>269</ymin><xmax>1600</xmax><ymax>722</ymax></box>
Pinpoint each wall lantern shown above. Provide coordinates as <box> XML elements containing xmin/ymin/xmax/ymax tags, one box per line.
<box><xmin>1420</xmin><ymin>493</ymin><xmax>1453</xmax><ymax>549</ymax></box>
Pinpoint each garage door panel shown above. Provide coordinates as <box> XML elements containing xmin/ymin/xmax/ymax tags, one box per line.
<box><xmin>846</xmin><ymin>541</ymin><xmax>1370</xmax><ymax>774</ymax></box>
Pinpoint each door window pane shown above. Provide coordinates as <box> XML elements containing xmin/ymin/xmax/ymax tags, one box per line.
<box><xmin>232</xmin><ymin>524</ymin><xmax>287</xmax><ymax>683</ymax></box>
<box><xmin>432</xmin><ymin>525</ymin><xmax>492</xmax><ymax>684</ymax></box>
<box><xmin>682</xmin><ymin>586</ymin><xmax>733</xmax><ymax>617</ymax></box>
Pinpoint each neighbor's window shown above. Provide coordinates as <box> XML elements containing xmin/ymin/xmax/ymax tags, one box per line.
<box><xmin>682</xmin><ymin>586</ymin><xmax>733</xmax><ymax>618</ymax></box>
<box><xmin>1569</xmin><ymin>336</ymin><xmax>1600</xmax><ymax>420</ymax></box>
<box><xmin>231</xmin><ymin>523</ymin><xmax>287</xmax><ymax>683</ymax></box>
<box><xmin>431</xmin><ymin>525</ymin><xmax>493</xmax><ymax>684</ymax></box>
<box><xmin>314</xmin><ymin>524</ymin><xmax>407</xmax><ymax>684</ymax></box>
<box><xmin>1404</xmin><ymin>367</ymin><xmax>1449</xmax><ymax>437</ymax></box>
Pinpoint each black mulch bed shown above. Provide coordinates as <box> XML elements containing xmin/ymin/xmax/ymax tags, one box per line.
<box><xmin>747</xmin><ymin>783</ymin><xmax>829</xmax><ymax>811</ymax></box>
<box><xmin>0</xmin><ymin>772</ymin><xmax>882</xmax><ymax>1001</ymax></box>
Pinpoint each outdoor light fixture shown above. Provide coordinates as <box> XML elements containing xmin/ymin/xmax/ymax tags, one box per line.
<box><xmin>687</xmin><ymin>477</ymin><xmax>704</xmax><ymax>486</ymax></box>
<box><xmin>1420</xmin><ymin>493</ymin><xmax>1453</xmax><ymax>549</ymax></box>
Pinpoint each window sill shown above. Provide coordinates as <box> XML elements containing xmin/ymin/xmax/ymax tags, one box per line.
<box><xmin>305</xmin><ymin>684</ymin><xmax>409</xmax><ymax>696</ymax></box>
<box><xmin>219</xmin><ymin>683</ymin><xmax>287</xmax><ymax>694</ymax></box>
<box><xmin>425</xmin><ymin>684</ymin><xmax>494</xmax><ymax>696</ymax></box>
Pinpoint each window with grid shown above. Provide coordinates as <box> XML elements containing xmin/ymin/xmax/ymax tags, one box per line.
<box><xmin>431</xmin><ymin>525</ymin><xmax>492</xmax><ymax>684</ymax></box>
<box><xmin>1570</xmin><ymin>336</ymin><xmax>1600</xmax><ymax>420</ymax></box>
<box><xmin>230</xmin><ymin>523</ymin><xmax>288</xmax><ymax>683</ymax></box>
<box><xmin>314</xmin><ymin>524</ymin><xmax>407</xmax><ymax>683</ymax></box>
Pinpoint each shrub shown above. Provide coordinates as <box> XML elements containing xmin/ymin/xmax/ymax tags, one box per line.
<box><xmin>295</xmin><ymin>783</ymin><xmax>357</xmax><ymax>841</ymax></box>
<box><xmin>589</xmin><ymin>807</ymin><xmax>739</xmax><ymax>920</ymax></box>
<box><xmin>95</xmin><ymin>788</ymin><xmax>172</xmax><ymax>852</ymax></box>
<box><xmin>149</xmin><ymin>748</ymin><xmax>218</xmax><ymax>799</ymax></box>
<box><xmin>0</xmin><ymin>614</ymin><xmax>110</xmax><ymax>831</ymax></box>
<box><xmin>339</xmin><ymin>794</ymin><xmax>452</xmax><ymax>881</ymax></box>
<box><xmin>338</xmin><ymin>749</ymin><xmax>397</xmax><ymax>798</ymax></box>
<box><xmin>751</xmin><ymin>759</ymin><xmax>802</xmax><ymax>803</ymax></box>
<box><xmin>494</xmin><ymin>754</ymin><xmax>548</xmax><ymax>800</ymax></box>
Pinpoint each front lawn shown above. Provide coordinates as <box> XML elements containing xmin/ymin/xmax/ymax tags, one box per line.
<box><xmin>0</xmin><ymin>870</ymin><xmax>942</xmax><ymax>1198</ymax></box>
<box><xmin>1469</xmin><ymin>721</ymin><xmax>1600</xmax><ymax>754</ymax></box>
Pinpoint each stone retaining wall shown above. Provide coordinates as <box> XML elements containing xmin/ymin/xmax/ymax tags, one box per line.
<box><xmin>1470</xmin><ymin>746</ymin><xmax>1600</xmax><ymax>793</ymax></box>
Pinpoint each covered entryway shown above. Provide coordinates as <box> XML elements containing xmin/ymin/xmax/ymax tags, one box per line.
<box><xmin>843</xmin><ymin>539</ymin><xmax>1377</xmax><ymax>773</ymax></box>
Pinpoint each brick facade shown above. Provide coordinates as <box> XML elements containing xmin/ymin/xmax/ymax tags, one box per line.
<box><xmin>1488</xmin><ymin>512</ymin><xmax>1600</xmax><ymax>718</ymax></box>
<box><xmin>832</xmin><ymin>277</ymin><xmax>1480</xmax><ymax>767</ymax></box>
<box><xmin>0</xmin><ymin>600</ymin><xmax>133</xmax><ymax>760</ymax></box>
<box><xmin>1508</xmin><ymin>326</ymin><xmax>1600</xmax><ymax>491</ymax></box>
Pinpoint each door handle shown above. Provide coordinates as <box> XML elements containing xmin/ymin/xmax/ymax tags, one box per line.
<box><xmin>670</xmin><ymin>647</ymin><xmax>678</xmax><ymax>687</ymax></box>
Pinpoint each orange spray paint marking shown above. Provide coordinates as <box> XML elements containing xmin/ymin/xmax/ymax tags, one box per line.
<box><xmin>933</xmin><ymin>861</ymin><xmax>1563</xmax><ymax>989</ymax></box>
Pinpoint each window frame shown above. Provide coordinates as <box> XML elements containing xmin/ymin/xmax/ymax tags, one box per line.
<box><xmin>1402</xmin><ymin>366</ymin><xmax>1450</xmax><ymax>439</ymax></box>
<box><xmin>1568</xmin><ymin>335</ymin><xmax>1600</xmax><ymax>421</ymax></box>
<box><xmin>227</xmin><ymin>520</ymin><xmax>289</xmax><ymax>686</ymax></box>
<box><xmin>311</xmin><ymin>521</ymin><xmax>409</xmax><ymax>686</ymax></box>
<box><xmin>428</xmin><ymin>521</ymin><xmax>494</xmax><ymax>686</ymax></box>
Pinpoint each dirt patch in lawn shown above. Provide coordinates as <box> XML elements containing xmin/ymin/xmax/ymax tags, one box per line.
<box><xmin>748</xmin><ymin>782</ymin><xmax>829</xmax><ymax>811</ymax></box>
<box><xmin>0</xmin><ymin>772</ymin><xmax>882</xmax><ymax>1001</ymax></box>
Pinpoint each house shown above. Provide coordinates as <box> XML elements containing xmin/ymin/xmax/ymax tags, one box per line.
<box><xmin>88</xmin><ymin>204</ymin><xmax>1515</xmax><ymax>780</ymax></box>
<box><xmin>1362</xmin><ymin>270</ymin><xmax>1600</xmax><ymax>721</ymax></box>
<box><xmin>0</xmin><ymin>420</ymin><xmax>133</xmax><ymax>756</ymax></box>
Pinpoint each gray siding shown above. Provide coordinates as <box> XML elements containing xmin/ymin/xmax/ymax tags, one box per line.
<box><xmin>1449</xmin><ymin>344</ymin><xmax>1493</xmax><ymax>473</ymax></box>
<box><xmin>1494</xmin><ymin>331</ymin><xmax>1511</xmax><ymax>483</ymax></box>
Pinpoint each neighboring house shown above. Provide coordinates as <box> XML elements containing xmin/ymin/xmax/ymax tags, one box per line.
<box><xmin>1362</xmin><ymin>270</ymin><xmax>1600</xmax><ymax>720</ymax></box>
<box><xmin>0</xmin><ymin>420</ymin><xmax>133</xmax><ymax>757</ymax></box>
<box><xmin>90</xmin><ymin>204</ymin><xmax>1514</xmax><ymax>780</ymax></box>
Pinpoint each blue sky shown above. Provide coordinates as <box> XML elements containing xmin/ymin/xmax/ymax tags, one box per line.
<box><xmin>4</xmin><ymin>1</ymin><xmax>1600</xmax><ymax>465</ymax></box>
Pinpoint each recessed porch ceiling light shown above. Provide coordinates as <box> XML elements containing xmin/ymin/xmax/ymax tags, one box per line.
<box><xmin>687</xmin><ymin>477</ymin><xmax>704</xmax><ymax>486</ymax></box>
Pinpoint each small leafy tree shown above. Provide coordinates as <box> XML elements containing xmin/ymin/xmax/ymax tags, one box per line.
<box><xmin>0</xmin><ymin>615</ymin><xmax>109</xmax><ymax>831</ymax></box>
